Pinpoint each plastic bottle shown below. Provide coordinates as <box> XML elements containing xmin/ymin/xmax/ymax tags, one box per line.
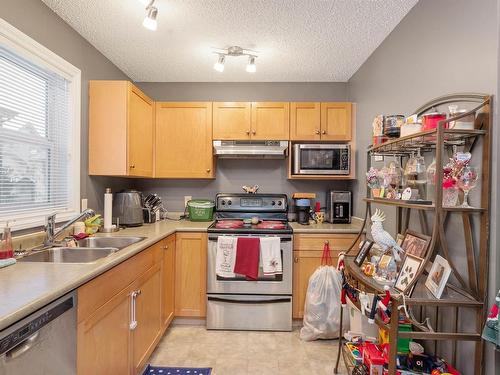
<box><xmin>0</xmin><ymin>222</ymin><xmax>13</xmax><ymax>259</ymax></box>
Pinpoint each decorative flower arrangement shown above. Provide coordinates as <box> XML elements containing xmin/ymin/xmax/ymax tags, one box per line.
<box><xmin>366</xmin><ymin>167</ymin><xmax>380</xmax><ymax>188</ymax></box>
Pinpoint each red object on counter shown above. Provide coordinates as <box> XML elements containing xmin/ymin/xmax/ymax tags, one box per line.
<box><xmin>314</xmin><ymin>202</ymin><xmax>321</xmax><ymax>212</ymax></box>
<box><xmin>234</xmin><ymin>237</ymin><xmax>260</xmax><ymax>280</ymax></box>
<box><xmin>363</xmin><ymin>343</ymin><xmax>386</xmax><ymax>375</ymax></box>
<box><xmin>422</xmin><ymin>112</ymin><xmax>448</xmax><ymax>131</ymax></box>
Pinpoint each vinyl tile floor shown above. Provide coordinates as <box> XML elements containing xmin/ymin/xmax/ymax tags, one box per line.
<box><xmin>148</xmin><ymin>325</ymin><xmax>349</xmax><ymax>375</ymax></box>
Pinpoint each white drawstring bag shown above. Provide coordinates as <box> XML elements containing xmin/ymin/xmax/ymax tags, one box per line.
<box><xmin>300</xmin><ymin>243</ymin><xmax>349</xmax><ymax>341</ymax></box>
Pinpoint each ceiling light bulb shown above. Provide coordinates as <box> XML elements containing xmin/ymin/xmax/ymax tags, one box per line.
<box><xmin>214</xmin><ymin>55</ymin><xmax>225</xmax><ymax>72</ymax></box>
<box><xmin>143</xmin><ymin>6</ymin><xmax>158</xmax><ymax>31</ymax></box>
<box><xmin>246</xmin><ymin>56</ymin><xmax>256</xmax><ymax>73</ymax></box>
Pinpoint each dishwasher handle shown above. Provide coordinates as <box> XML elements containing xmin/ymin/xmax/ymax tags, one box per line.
<box><xmin>4</xmin><ymin>332</ymin><xmax>40</xmax><ymax>361</ymax></box>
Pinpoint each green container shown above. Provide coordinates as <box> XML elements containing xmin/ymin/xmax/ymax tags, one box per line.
<box><xmin>397</xmin><ymin>323</ymin><xmax>412</xmax><ymax>353</ymax></box>
<box><xmin>187</xmin><ymin>199</ymin><xmax>215</xmax><ymax>221</ymax></box>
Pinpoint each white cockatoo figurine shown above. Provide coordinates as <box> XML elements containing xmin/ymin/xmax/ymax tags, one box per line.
<box><xmin>370</xmin><ymin>209</ymin><xmax>404</xmax><ymax>262</ymax></box>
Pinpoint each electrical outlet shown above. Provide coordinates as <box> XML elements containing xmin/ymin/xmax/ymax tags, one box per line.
<box><xmin>184</xmin><ymin>196</ymin><xmax>192</xmax><ymax>207</ymax></box>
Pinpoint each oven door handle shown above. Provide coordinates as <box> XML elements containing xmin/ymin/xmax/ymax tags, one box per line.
<box><xmin>207</xmin><ymin>296</ymin><xmax>291</xmax><ymax>304</ymax></box>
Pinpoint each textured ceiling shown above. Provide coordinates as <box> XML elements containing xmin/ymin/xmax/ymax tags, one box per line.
<box><xmin>41</xmin><ymin>0</ymin><xmax>418</xmax><ymax>82</ymax></box>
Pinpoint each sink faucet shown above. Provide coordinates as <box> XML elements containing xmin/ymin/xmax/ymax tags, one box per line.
<box><xmin>44</xmin><ymin>209</ymin><xmax>96</xmax><ymax>247</ymax></box>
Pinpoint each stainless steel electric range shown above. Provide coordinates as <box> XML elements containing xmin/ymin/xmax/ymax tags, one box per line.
<box><xmin>206</xmin><ymin>193</ymin><xmax>293</xmax><ymax>331</ymax></box>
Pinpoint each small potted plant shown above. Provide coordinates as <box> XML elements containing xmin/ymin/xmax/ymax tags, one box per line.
<box><xmin>366</xmin><ymin>167</ymin><xmax>381</xmax><ymax>198</ymax></box>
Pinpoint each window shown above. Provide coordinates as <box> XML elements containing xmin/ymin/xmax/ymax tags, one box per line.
<box><xmin>0</xmin><ymin>19</ymin><xmax>80</xmax><ymax>230</ymax></box>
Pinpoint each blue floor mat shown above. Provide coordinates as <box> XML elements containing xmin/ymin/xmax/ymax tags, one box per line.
<box><xmin>143</xmin><ymin>365</ymin><xmax>212</xmax><ymax>375</ymax></box>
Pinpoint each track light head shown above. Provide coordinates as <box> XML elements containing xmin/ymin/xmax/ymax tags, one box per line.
<box><xmin>246</xmin><ymin>56</ymin><xmax>256</xmax><ymax>73</ymax></box>
<box><xmin>143</xmin><ymin>1</ymin><xmax>158</xmax><ymax>31</ymax></box>
<box><xmin>214</xmin><ymin>55</ymin><xmax>225</xmax><ymax>72</ymax></box>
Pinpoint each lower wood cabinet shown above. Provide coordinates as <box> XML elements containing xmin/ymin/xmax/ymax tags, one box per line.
<box><xmin>292</xmin><ymin>233</ymin><xmax>360</xmax><ymax>319</ymax></box>
<box><xmin>161</xmin><ymin>234</ymin><xmax>176</xmax><ymax>328</ymax></box>
<box><xmin>174</xmin><ymin>232</ymin><xmax>207</xmax><ymax>317</ymax></box>
<box><xmin>77</xmin><ymin>242</ymin><xmax>163</xmax><ymax>375</ymax></box>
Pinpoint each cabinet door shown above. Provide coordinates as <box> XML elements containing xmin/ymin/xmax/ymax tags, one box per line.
<box><xmin>161</xmin><ymin>235</ymin><xmax>176</xmax><ymax>329</ymax></box>
<box><xmin>213</xmin><ymin>102</ymin><xmax>251</xmax><ymax>140</ymax></box>
<box><xmin>251</xmin><ymin>102</ymin><xmax>290</xmax><ymax>140</ymax></box>
<box><xmin>292</xmin><ymin>250</ymin><xmax>325</xmax><ymax>319</ymax></box>
<box><xmin>290</xmin><ymin>102</ymin><xmax>321</xmax><ymax>141</ymax></box>
<box><xmin>320</xmin><ymin>102</ymin><xmax>352</xmax><ymax>141</ymax></box>
<box><xmin>128</xmin><ymin>84</ymin><xmax>154</xmax><ymax>177</ymax></box>
<box><xmin>132</xmin><ymin>264</ymin><xmax>162</xmax><ymax>375</ymax></box>
<box><xmin>175</xmin><ymin>232</ymin><xmax>207</xmax><ymax>317</ymax></box>
<box><xmin>77</xmin><ymin>286</ymin><xmax>132</xmax><ymax>375</ymax></box>
<box><xmin>155</xmin><ymin>102</ymin><xmax>214</xmax><ymax>178</ymax></box>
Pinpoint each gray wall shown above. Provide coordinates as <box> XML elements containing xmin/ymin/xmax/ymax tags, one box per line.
<box><xmin>1</xmin><ymin>0</ymin><xmax>132</xmax><ymax>213</ymax></box>
<box><xmin>134</xmin><ymin>82</ymin><xmax>350</xmax><ymax>211</ymax></box>
<box><xmin>348</xmin><ymin>0</ymin><xmax>498</xmax><ymax>373</ymax></box>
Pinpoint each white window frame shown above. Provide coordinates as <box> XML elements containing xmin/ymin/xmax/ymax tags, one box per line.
<box><xmin>0</xmin><ymin>18</ymin><xmax>81</xmax><ymax>231</ymax></box>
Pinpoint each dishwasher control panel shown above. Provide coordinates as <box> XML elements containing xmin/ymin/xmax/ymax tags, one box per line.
<box><xmin>0</xmin><ymin>296</ymin><xmax>74</xmax><ymax>355</ymax></box>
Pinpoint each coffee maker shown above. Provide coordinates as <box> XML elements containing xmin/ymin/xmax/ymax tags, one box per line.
<box><xmin>326</xmin><ymin>190</ymin><xmax>352</xmax><ymax>223</ymax></box>
<box><xmin>295</xmin><ymin>199</ymin><xmax>312</xmax><ymax>225</ymax></box>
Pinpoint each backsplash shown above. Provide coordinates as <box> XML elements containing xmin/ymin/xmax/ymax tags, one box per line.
<box><xmin>135</xmin><ymin>159</ymin><xmax>353</xmax><ymax>212</ymax></box>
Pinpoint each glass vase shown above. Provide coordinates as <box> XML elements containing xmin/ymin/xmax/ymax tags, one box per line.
<box><xmin>442</xmin><ymin>187</ymin><xmax>458</xmax><ymax>207</ymax></box>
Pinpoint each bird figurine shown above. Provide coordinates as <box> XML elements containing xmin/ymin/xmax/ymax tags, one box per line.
<box><xmin>370</xmin><ymin>209</ymin><xmax>404</xmax><ymax>262</ymax></box>
<box><xmin>242</xmin><ymin>185</ymin><xmax>259</xmax><ymax>194</ymax></box>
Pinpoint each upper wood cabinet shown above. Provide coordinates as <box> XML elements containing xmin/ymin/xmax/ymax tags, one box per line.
<box><xmin>290</xmin><ymin>102</ymin><xmax>352</xmax><ymax>141</ymax></box>
<box><xmin>89</xmin><ymin>81</ymin><xmax>154</xmax><ymax>177</ymax></box>
<box><xmin>290</xmin><ymin>102</ymin><xmax>321</xmax><ymax>141</ymax></box>
<box><xmin>213</xmin><ymin>102</ymin><xmax>251</xmax><ymax>140</ymax></box>
<box><xmin>320</xmin><ymin>102</ymin><xmax>352</xmax><ymax>141</ymax></box>
<box><xmin>175</xmin><ymin>232</ymin><xmax>207</xmax><ymax>318</ymax></box>
<box><xmin>251</xmin><ymin>102</ymin><xmax>290</xmax><ymax>140</ymax></box>
<box><xmin>155</xmin><ymin>102</ymin><xmax>214</xmax><ymax>178</ymax></box>
<box><xmin>213</xmin><ymin>102</ymin><xmax>290</xmax><ymax>140</ymax></box>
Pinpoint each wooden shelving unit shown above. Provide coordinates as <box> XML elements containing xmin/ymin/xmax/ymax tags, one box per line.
<box><xmin>334</xmin><ymin>93</ymin><xmax>492</xmax><ymax>375</ymax></box>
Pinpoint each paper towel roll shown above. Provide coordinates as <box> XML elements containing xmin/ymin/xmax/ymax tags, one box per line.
<box><xmin>104</xmin><ymin>188</ymin><xmax>113</xmax><ymax>229</ymax></box>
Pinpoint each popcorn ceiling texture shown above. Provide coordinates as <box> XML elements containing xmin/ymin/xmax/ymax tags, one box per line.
<box><xmin>41</xmin><ymin>0</ymin><xmax>417</xmax><ymax>82</ymax></box>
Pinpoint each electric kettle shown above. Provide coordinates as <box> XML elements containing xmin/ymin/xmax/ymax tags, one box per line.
<box><xmin>113</xmin><ymin>189</ymin><xmax>144</xmax><ymax>227</ymax></box>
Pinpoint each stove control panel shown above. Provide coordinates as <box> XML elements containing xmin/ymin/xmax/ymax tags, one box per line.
<box><xmin>215</xmin><ymin>194</ymin><xmax>288</xmax><ymax>212</ymax></box>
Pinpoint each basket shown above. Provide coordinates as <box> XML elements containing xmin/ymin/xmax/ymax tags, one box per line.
<box><xmin>187</xmin><ymin>199</ymin><xmax>215</xmax><ymax>221</ymax></box>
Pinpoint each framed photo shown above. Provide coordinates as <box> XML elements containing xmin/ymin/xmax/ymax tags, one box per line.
<box><xmin>401</xmin><ymin>230</ymin><xmax>431</xmax><ymax>259</ymax></box>
<box><xmin>354</xmin><ymin>240</ymin><xmax>374</xmax><ymax>266</ymax></box>
<box><xmin>395</xmin><ymin>254</ymin><xmax>423</xmax><ymax>293</ymax></box>
<box><xmin>425</xmin><ymin>255</ymin><xmax>452</xmax><ymax>298</ymax></box>
<box><xmin>396</xmin><ymin>233</ymin><xmax>404</xmax><ymax>247</ymax></box>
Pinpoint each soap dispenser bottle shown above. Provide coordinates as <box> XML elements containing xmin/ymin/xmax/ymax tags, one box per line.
<box><xmin>0</xmin><ymin>221</ymin><xmax>13</xmax><ymax>259</ymax></box>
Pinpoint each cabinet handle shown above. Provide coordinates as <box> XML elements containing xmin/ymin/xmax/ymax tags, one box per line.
<box><xmin>129</xmin><ymin>290</ymin><xmax>141</xmax><ymax>330</ymax></box>
<box><xmin>252</xmin><ymin>130</ymin><xmax>256</xmax><ymax>135</ymax></box>
<box><xmin>206</xmin><ymin>168</ymin><xmax>211</xmax><ymax>173</ymax></box>
<box><xmin>129</xmin><ymin>165</ymin><xmax>136</xmax><ymax>169</ymax></box>
<box><xmin>324</xmin><ymin>240</ymin><xmax>329</xmax><ymax>245</ymax></box>
<box><xmin>163</xmin><ymin>245</ymin><xmax>169</xmax><ymax>250</ymax></box>
<box><xmin>315</xmin><ymin>129</ymin><xmax>320</xmax><ymax>135</ymax></box>
<box><xmin>246</xmin><ymin>130</ymin><xmax>250</xmax><ymax>135</ymax></box>
<box><xmin>294</xmin><ymin>257</ymin><xmax>299</xmax><ymax>263</ymax></box>
<box><xmin>322</xmin><ymin>130</ymin><xmax>327</xmax><ymax>135</ymax></box>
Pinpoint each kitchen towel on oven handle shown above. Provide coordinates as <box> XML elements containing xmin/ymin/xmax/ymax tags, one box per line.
<box><xmin>216</xmin><ymin>236</ymin><xmax>237</xmax><ymax>278</ymax></box>
<box><xmin>260</xmin><ymin>237</ymin><xmax>282</xmax><ymax>275</ymax></box>
<box><xmin>234</xmin><ymin>237</ymin><xmax>260</xmax><ymax>280</ymax></box>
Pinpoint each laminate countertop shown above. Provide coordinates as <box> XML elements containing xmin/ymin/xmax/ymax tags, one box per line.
<box><xmin>0</xmin><ymin>218</ymin><xmax>363</xmax><ymax>331</ymax></box>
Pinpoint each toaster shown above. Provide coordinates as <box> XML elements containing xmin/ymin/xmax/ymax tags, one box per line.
<box><xmin>113</xmin><ymin>190</ymin><xmax>144</xmax><ymax>227</ymax></box>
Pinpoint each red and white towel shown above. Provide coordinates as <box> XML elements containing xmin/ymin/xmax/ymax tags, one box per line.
<box><xmin>260</xmin><ymin>237</ymin><xmax>282</xmax><ymax>275</ymax></box>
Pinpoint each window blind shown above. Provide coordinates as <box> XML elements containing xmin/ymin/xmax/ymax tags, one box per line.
<box><xmin>0</xmin><ymin>45</ymin><xmax>72</xmax><ymax>222</ymax></box>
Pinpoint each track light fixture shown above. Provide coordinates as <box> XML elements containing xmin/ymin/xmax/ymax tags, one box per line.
<box><xmin>213</xmin><ymin>46</ymin><xmax>258</xmax><ymax>73</ymax></box>
<box><xmin>143</xmin><ymin>0</ymin><xmax>158</xmax><ymax>31</ymax></box>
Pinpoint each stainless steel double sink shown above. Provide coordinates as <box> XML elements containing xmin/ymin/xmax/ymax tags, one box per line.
<box><xmin>18</xmin><ymin>236</ymin><xmax>146</xmax><ymax>264</ymax></box>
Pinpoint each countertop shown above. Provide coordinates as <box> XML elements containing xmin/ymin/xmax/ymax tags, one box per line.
<box><xmin>0</xmin><ymin>218</ymin><xmax>363</xmax><ymax>331</ymax></box>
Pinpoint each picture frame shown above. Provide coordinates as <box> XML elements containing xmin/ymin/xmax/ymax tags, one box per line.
<box><xmin>354</xmin><ymin>240</ymin><xmax>374</xmax><ymax>266</ymax></box>
<box><xmin>401</xmin><ymin>230</ymin><xmax>431</xmax><ymax>259</ymax></box>
<box><xmin>425</xmin><ymin>255</ymin><xmax>452</xmax><ymax>298</ymax></box>
<box><xmin>394</xmin><ymin>254</ymin><xmax>423</xmax><ymax>293</ymax></box>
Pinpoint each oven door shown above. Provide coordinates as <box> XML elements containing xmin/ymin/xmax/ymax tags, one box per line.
<box><xmin>207</xmin><ymin>235</ymin><xmax>292</xmax><ymax>295</ymax></box>
<box><xmin>293</xmin><ymin>144</ymin><xmax>350</xmax><ymax>175</ymax></box>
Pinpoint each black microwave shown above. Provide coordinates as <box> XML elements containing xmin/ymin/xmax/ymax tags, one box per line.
<box><xmin>292</xmin><ymin>144</ymin><xmax>350</xmax><ymax>175</ymax></box>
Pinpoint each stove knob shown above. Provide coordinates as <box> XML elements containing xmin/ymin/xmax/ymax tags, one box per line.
<box><xmin>278</xmin><ymin>201</ymin><xmax>282</xmax><ymax>206</ymax></box>
<box><xmin>271</xmin><ymin>201</ymin><xmax>276</xmax><ymax>206</ymax></box>
<box><xmin>221</xmin><ymin>200</ymin><xmax>226</xmax><ymax>205</ymax></box>
<box><xmin>228</xmin><ymin>200</ymin><xmax>232</xmax><ymax>205</ymax></box>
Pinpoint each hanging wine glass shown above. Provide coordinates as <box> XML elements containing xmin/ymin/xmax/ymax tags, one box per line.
<box><xmin>457</xmin><ymin>166</ymin><xmax>479</xmax><ymax>208</ymax></box>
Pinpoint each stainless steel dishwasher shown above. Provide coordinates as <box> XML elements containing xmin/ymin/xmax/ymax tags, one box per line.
<box><xmin>0</xmin><ymin>291</ymin><xmax>76</xmax><ymax>375</ymax></box>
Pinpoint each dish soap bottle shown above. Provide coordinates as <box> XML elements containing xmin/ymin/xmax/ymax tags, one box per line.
<box><xmin>0</xmin><ymin>222</ymin><xmax>13</xmax><ymax>259</ymax></box>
